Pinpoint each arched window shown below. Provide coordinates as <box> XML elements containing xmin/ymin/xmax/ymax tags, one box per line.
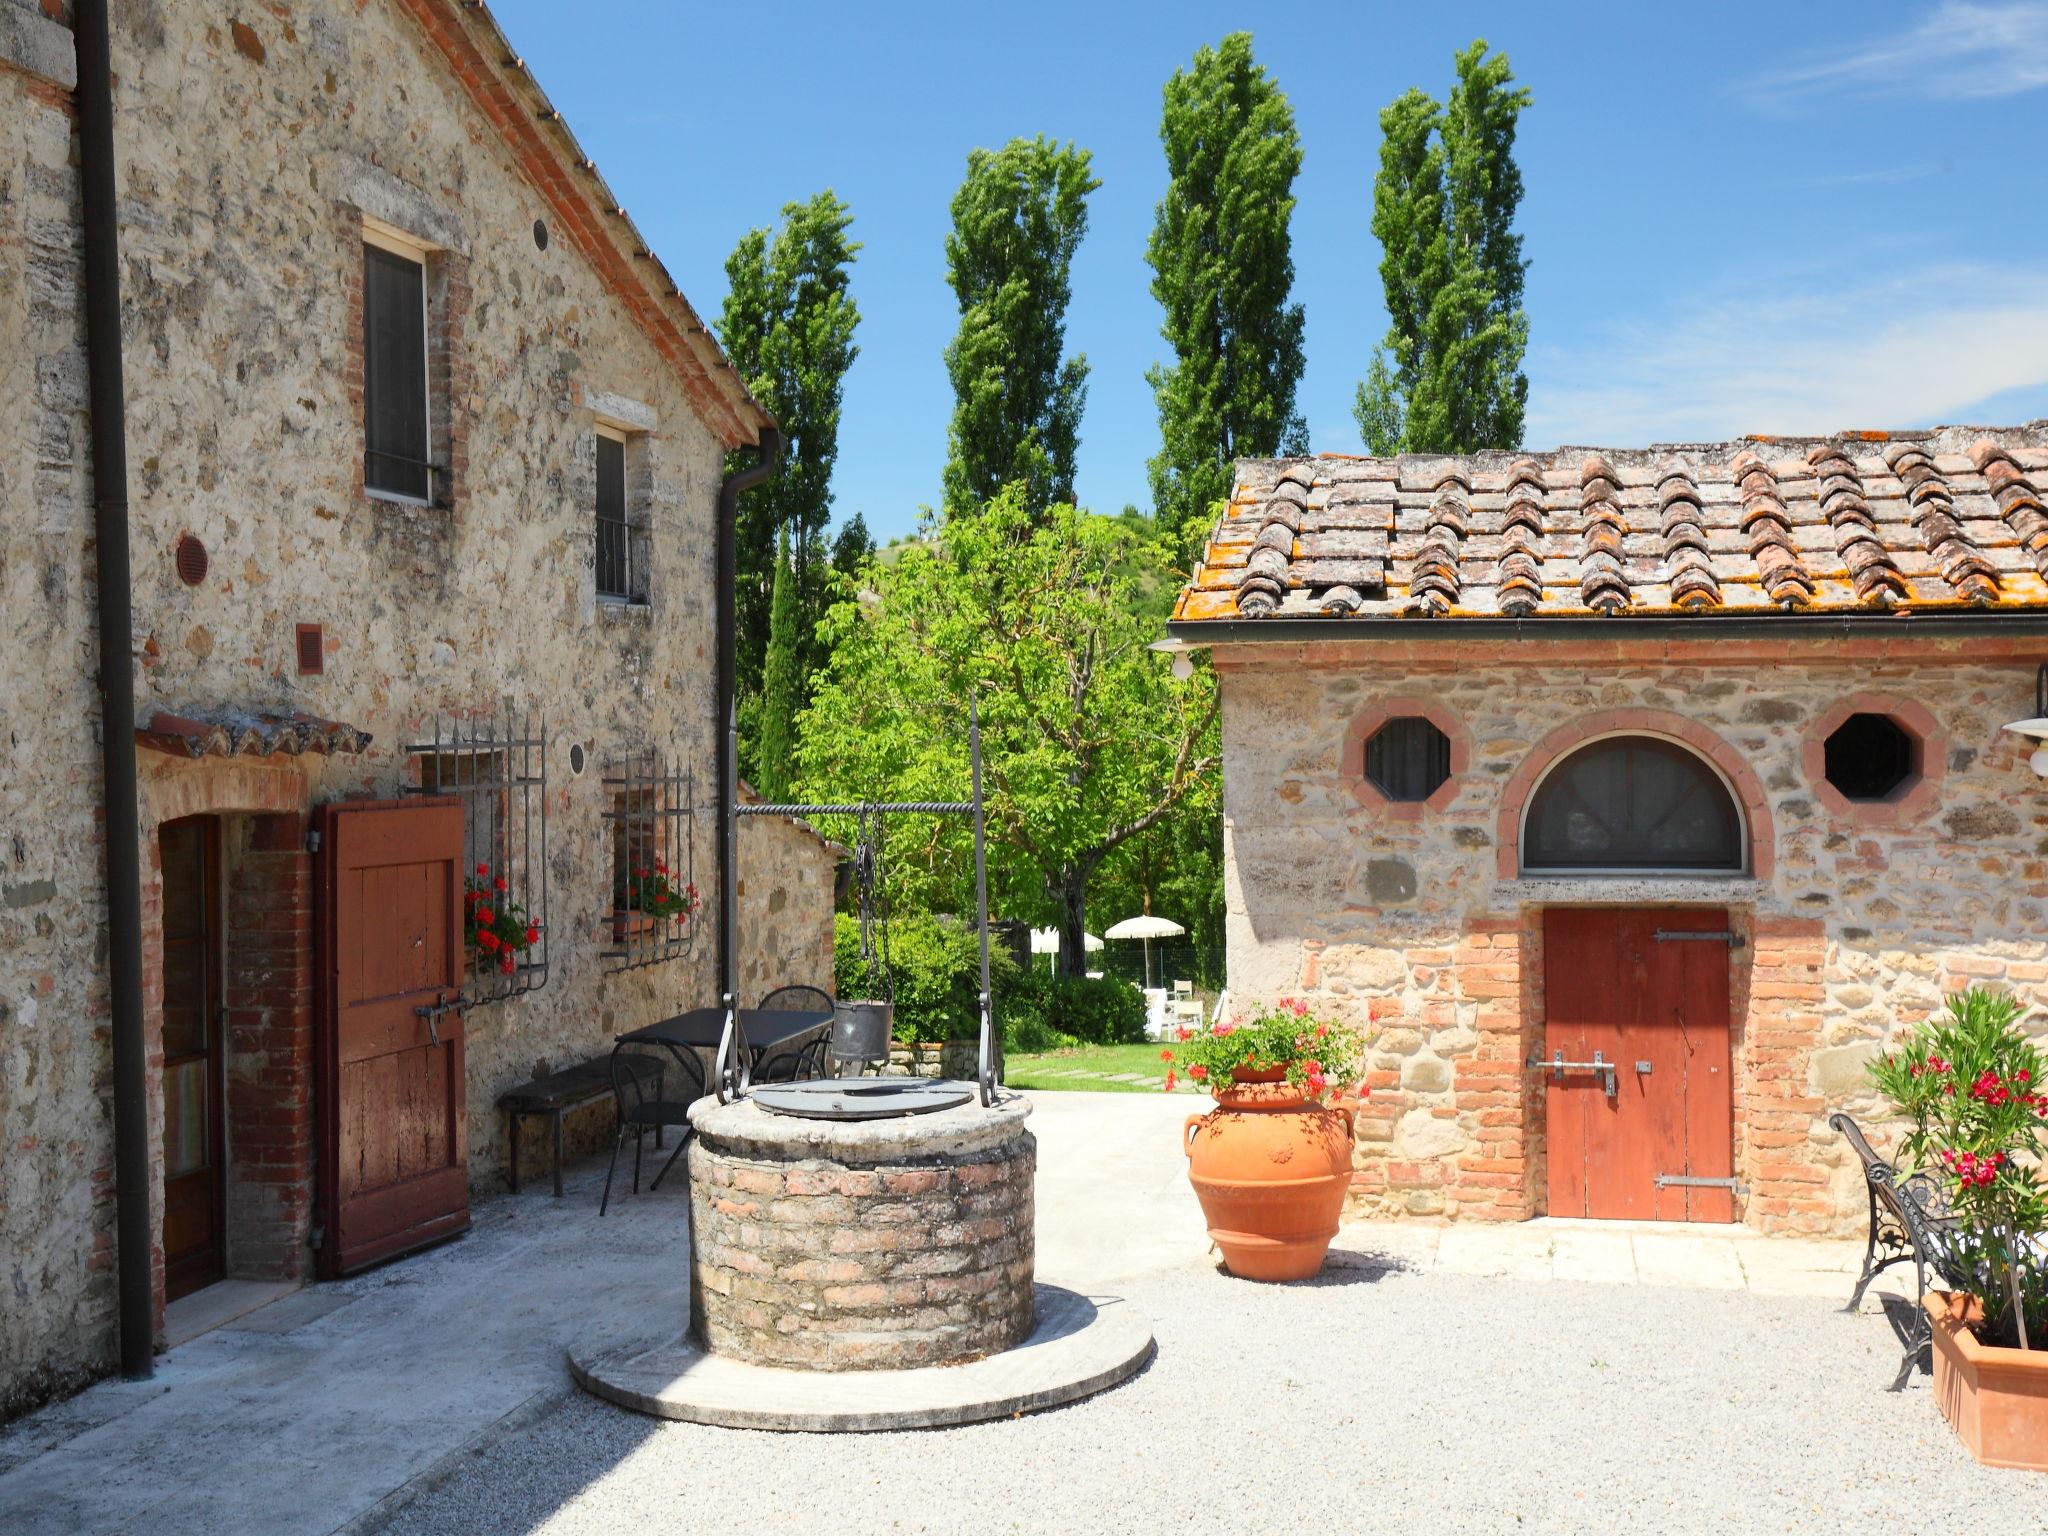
<box><xmin>1521</xmin><ymin>735</ymin><xmax>1745</xmax><ymax>874</ymax></box>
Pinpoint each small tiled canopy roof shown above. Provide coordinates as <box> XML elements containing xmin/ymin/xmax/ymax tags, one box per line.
<box><xmin>1171</xmin><ymin>424</ymin><xmax>2048</xmax><ymax>624</ymax></box>
<box><xmin>137</xmin><ymin>710</ymin><xmax>372</xmax><ymax>758</ymax></box>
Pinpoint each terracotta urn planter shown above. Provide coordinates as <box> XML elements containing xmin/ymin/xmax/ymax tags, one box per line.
<box><xmin>1183</xmin><ymin>1067</ymin><xmax>1356</xmax><ymax>1281</ymax></box>
<box><xmin>1926</xmin><ymin>1291</ymin><xmax>2048</xmax><ymax>1470</ymax></box>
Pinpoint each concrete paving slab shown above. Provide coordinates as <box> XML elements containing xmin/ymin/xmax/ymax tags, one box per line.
<box><xmin>1436</xmin><ymin>1223</ymin><xmax>1555</xmax><ymax>1280</ymax></box>
<box><xmin>1631</xmin><ymin>1233</ymin><xmax>1748</xmax><ymax>1290</ymax></box>
<box><xmin>1549</xmin><ymin>1227</ymin><xmax>1639</xmax><ymax>1285</ymax></box>
<box><xmin>570</xmin><ymin>1285</ymin><xmax>1153</xmax><ymax>1431</ymax></box>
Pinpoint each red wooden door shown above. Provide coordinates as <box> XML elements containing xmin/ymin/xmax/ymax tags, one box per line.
<box><xmin>161</xmin><ymin>816</ymin><xmax>225</xmax><ymax>1300</ymax></box>
<box><xmin>1543</xmin><ymin>908</ymin><xmax>1734</xmax><ymax>1222</ymax></box>
<box><xmin>317</xmin><ymin>798</ymin><xmax>470</xmax><ymax>1275</ymax></box>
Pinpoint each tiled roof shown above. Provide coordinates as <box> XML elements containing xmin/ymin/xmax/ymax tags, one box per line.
<box><xmin>1171</xmin><ymin>425</ymin><xmax>2048</xmax><ymax>624</ymax></box>
<box><xmin>137</xmin><ymin>710</ymin><xmax>373</xmax><ymax>759</ymax></box>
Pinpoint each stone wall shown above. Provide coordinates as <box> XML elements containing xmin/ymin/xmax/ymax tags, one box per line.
<box><xmin>735</xmin><ymin>804</ymin><xmax>841</xmax><ymax>1010</ymax></box>
<box><xmin>1214</xmin><ymin>635</ymin><xmax>2048</xmax><ymax>1234</ymax></box>
<box><xmin>0</xmin><ymin>0</ymin><xmax>828</xmax><ymax>1418</ymax></box>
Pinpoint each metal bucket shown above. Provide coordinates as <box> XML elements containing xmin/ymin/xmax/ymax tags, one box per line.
<box><xmin>832</xmin><ymin>999</ymin><xmax>894</xmax><ymax>1065</ymax></box>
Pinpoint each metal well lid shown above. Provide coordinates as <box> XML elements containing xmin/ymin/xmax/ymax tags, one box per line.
<box><xmin>751</xmin><ymin>1078</ymin><xmax>976</xmax><ymax>1121</ymax></box>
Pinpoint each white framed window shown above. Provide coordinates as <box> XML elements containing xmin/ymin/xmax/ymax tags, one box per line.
<box><xmin>361</xmin><ymin>218</ymin><xmax>434</xmax><ymax>505</ymax></box>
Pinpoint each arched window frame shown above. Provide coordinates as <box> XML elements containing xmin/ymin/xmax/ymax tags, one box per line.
<box><xmin>1516</xmin><ymin>730</ymin><xmax>1751</xmax><ymax>879</ymax></box>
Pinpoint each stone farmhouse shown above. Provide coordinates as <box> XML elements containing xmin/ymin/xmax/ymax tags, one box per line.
<box><xmin>1168</xmin><ymin>428</ymin><xmax>2048</xmax><ymax>1235</ymax></box>
<box><xmin>0</xmin><ymin>0</ymin><xmax>836</xmax><ymax>1417</ymax></box>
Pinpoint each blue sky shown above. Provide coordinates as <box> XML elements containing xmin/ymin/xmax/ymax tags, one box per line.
<box><xmin>492</xmin><ymin>0</ymin><xmax>2048</xmax><ymax>543</ymax></box>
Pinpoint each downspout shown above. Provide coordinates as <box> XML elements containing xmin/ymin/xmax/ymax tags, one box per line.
<box><xmin>715</xmin><ymin>427</ymin><xmax>783</xmax><ymax>1018</ymax></box>
<box><xmin>74</xmin><ymin>0</ymin><xmax>153</xmax><ymax>1379</ymax></box>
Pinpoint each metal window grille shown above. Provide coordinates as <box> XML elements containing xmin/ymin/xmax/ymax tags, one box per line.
<box><xmin>404</xmin><ymin>703</ymin><xmax>550</xmax><ymax>1003</ymax></box>
<box><xmin>602</xmin><ymin>750</ymin><xmax>698</xmax><ymax>971</ymax></box>
<box><xmin>595</xmin><ymin>432</ymin><xmax>631</xmax><ymax>600</ymax></box>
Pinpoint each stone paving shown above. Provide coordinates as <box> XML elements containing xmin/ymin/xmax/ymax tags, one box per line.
<box><xmin>0</xmin><ymin>1091</ymin><xmax>1972</xmax><ymax>1536</ymax></box>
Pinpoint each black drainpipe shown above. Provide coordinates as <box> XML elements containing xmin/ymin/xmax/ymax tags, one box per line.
<box><xmin>715</xmin><ymin>427</ymin><xmax>783</xmax><ymax>1014</ymax></box>
<box><xmin>74</xmin><ymin>0</ymin><xmax>153</xmax><ymax>1379</ymax></box>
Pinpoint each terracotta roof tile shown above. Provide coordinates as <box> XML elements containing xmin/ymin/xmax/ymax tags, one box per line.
<box><xmin>1174</xmin><ymin>423</ymin><xmax>2048</xmax><ymax>623</ymax></box>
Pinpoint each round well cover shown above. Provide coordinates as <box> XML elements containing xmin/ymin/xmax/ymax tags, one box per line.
<box><xmin>752</xmin><ymin>1078</ymin><xmax>976</xmax><ymax>1121</ymax></box>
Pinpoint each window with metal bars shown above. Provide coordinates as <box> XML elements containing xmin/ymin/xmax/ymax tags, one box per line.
<box><xmin>404</xmin><ymin>706</ymin><xmax>551</xmax><ymax>1003</ymax></box>
<box><xmin>363</xmin><ymin>241</ymin><xmax>433</xmax><ymax>503</ymax></box>
<box><xmin>603</xmin><ymin>751</ymin><xmax>698</xmax><ymax>970</ymax></box>
<box><xmin>595</xmin><ymin>428</ymin><xmax>631</xmax><ymax>601</ymax></box>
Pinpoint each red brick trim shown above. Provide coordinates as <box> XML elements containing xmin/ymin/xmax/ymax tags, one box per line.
<box><xmin>1339</xmin><ymin>695</ymin><xmax>1472</xmax><ymax>820</ymax></box>
<box><xmin>1801</xmin><ymin>692</ymin><xmax>1945</xmax><ymax>826</ymax></box>
<box><xmin>1494</xmin><ymin>708</ymin><xmax>1775</xmax><ymax>881</ymax></box>
<box><xmin>386</xmin><ymin>0</ymin><xmax>768</xmax><ymax>449</ymax></box>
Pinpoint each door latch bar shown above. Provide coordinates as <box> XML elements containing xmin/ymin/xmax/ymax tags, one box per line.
<box><xmin>413</xmin><ymin>991</ymin><xmax>467</xmax><ymax>1046</ymax></box>
<box><xmin>1525</xmin><ymin>1049</ymin><xmax>1619</xmax><ymax>1098</ymax></box>
<box><xmin>1654</xmin><ymin>1173</ymin><xmax>1745</xmax><ymax>1193</ymax></box>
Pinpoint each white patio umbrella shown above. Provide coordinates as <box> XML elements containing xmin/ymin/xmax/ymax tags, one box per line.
<box><xmin>1103</xmin><ymin>914</ymin><xmax>1186</xmax><ymax>989</ymax></box>
<box><xmin>1029</xmin><ymin>926</ymin><xmax>1103</xmax><ymax>972</ymax></box>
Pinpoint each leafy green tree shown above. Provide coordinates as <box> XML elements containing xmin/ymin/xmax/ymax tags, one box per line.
<box><xmin>941</xmin><ymin>138</ymin><xmax>1099</xmax><ymax>521</ymax></box>
<box><xmin>830</xmin><ymin>512</ymin><xmax>874</xmax><ymax>584</ymax></box>
<box><xmin>1354</xmin><ymin>41</ymin><xmax>1531</xmax><ymax>454</ymax></box>
<box><xmin>718</xmin><ymin>190</ymin><xmax>861</xmax><ymax>759</ymax></box>
<box><xmin>796</xmin><ymin>489</ymin><xmax>1218</xmax><ymax>975</ymax></box>
<box><xmin>1146</xmin><ymin>33</ymin><xmax>1308</xmax><ymax>543</ymax></box>
<box><xmin>754</xmin><ymin>526</ymin><xmax>801</xmax><ymax>802</ymax></box>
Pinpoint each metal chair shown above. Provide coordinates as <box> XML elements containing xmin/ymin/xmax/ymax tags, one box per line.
<box><xmin>759</xmin><ymin>983</ymin><xmax>834</xmax><ymax>1015</ymax></box>
<box><xmin>756</xmin><ymin>985</ymin><xmax>837</xmax><ymax>1081</ymax></box>
<box><xmin>600</xmin><ymin>1045</ymin><xmax>703</xmax><ymax>1216</ymax></box>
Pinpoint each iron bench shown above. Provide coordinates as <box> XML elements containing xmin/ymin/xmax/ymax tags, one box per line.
<box><xmin>499</xmin><ymin>1058</ymin><xmax>651</xmax><ymax>1198</ymax></box>
<box><xmin>1831</xmin><ymin>1111</ymin><xmax>1964</xmax><ymax>1389</ymax></box>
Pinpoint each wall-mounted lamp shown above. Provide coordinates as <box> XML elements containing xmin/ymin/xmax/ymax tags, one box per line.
<box><xmin>2001</xmin><ymin>663</ymin><xmax>2048</xmax><ymax>777</ymax></box>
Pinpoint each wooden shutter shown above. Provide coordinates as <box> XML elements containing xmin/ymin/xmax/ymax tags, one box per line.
<box><xmin>363</xmin><ymin>244</ymin><xmax>431</xmax><ymax>502</ymax></box>
<box><xmin>595</xmin><ymin>432</ymin><xmax>629</xmax><ymax>598</ymax></box>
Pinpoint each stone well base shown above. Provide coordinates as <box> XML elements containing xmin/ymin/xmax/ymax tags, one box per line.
<box><xmin>686</xmin><ymin>1090</ymin><xmax>1034</xmax><ymax>1371</ymax></box>
<box><xmin>571</xmin><ymin>1284</ymin><xmax>1154</xmax><ymax>1432</ymax></box>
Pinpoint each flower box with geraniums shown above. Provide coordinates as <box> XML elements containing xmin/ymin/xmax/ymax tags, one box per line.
<box><xmin>464</xmin><ymin>862</ymin><xmax>539</xmax><ymax>984</ymax></box>
<box><xmin>613</xmin><ymin>857</ymin><xmax>700</xmax><ymax>942</ymax></box>
<box><xmin>1869</xmin><ymin>987</ymin><xmax>2048</xmax><ymax>1470</ymax></box>
<box><xmin>1167</xmin><ymin>999</ymin><xmax>1369</xmax><ymax>1281</ymax></box>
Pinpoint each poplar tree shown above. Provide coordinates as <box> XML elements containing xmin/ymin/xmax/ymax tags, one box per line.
<box><xmin>754</xmin><ymin>526</ymin><xmax>801</xmax><ymax>802</ymax></box>
<box><xmin>1354</xmin><ymin>41</ymin><xmax>1531</xmax><ymax>455</ymax></box>
<box><xmin>1146</xmin><ymin>32</ymin><xmax>1308</xmax><ymax>543</ymax></box>
<box><xmin>718</xmin><ymin>191</ymin><xmax>861</xmax><ymax>728</ymax></box>
<box><xmin>941</xmin><ymin>137</ymin><xmax>1098</xmax><ymax>521</ymax></box>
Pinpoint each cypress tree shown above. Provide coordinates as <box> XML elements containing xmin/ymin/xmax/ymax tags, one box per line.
<box><xmin>1146</xmin><ymin>32</ymin><xmax>1308</xmax><ymax>543</ymax></box>
<box><xmin>718</xmin><ymin>191</ymin><xmax>860</xmax><ymax>736</ymax></box>
<box><xmin>1354</xmin><ymin>41</ymin><xmax>1531</xmax><ymax>455</ymax></box>
<box><xmin>755</xmin><ymin>526</ymin><xmax>801</xmax><ymax>804</ymax></box>
<box><xmin>941</xmin><ymin>136</ymin><xmax>1098</xmax><ymax>521</ymax></box>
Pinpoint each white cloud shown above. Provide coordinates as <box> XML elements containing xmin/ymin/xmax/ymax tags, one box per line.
<box><xmin>1523</xmin><ymin>263</ymin><xmax>2048</xmax><ymax>447</ymax></box>
<box><xmin>1749</xmin><ymin>2</ymin><xmax>2048</xmax><ymax>102</ymax></box>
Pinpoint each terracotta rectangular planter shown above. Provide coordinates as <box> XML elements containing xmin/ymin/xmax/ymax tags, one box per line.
<box><xmin>1926</xmin><ymin>1291</ymin><xmax>2048</xmax><ymax>1471</ymax></box>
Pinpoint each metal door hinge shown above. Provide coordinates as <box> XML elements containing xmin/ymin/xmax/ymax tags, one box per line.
<box><xmin>1654</xmin><ymin>928</ymin><xmax>1742</xmax><ymax>948</ymax></box>
<box><xmin>1654</xmin><ymin>1174</ymin><xmax>1746</xmax><ymax>1193</ymax></box>
<box><xmin>305</xmin><ymin>827</ymin><xmax>322</xmax><ymax>854</ymax></box>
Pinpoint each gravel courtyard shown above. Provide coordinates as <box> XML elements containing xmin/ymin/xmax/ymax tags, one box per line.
<box><xmin>4</xmin><ymin>1091</ymin><xmax>2042</xmax><ymax>1535</ymax></box>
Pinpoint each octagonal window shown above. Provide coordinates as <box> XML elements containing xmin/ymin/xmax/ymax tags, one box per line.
<box><xmin>1823</xmin><ymin>712</ymin><xmax>1915</xmax><ymax>802</ymax></box>
<box><xmin>1365</xmin><ymin>717</ymin><xmax>1451</xmax><ymax>803</ymax></box>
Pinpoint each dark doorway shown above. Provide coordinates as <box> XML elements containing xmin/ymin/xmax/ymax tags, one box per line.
<box><xmin>161</xmin><ymin>816</ymin><xmax>225</xmax><ymax>1300</ymax></box>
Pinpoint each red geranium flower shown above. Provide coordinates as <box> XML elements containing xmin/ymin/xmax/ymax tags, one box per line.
<box><xmin>493</xmin><ymin>876</ymin><xmax>508</xmax><ymax>894</ymax></box>
<box><xmin>525</xmin><ymin>926</ymin><xmax>540</xmax><ymax>945</ymax></box>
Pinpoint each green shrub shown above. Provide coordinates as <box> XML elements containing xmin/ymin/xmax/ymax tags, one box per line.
<box><xmin>832</xmin><ymin>914</ymin><xmax>1143</xmax><ymax>1049</ymax></box>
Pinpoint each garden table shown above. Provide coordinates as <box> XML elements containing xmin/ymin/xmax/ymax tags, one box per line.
<box><xmin>619</xmin><ymin>1006</ymin><xmax>832</xmax><ymax>1083</ymax></box>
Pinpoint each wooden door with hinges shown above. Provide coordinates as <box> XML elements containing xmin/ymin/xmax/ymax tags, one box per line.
<box><xmin>317</xmin><ymin>798</ymin><xmax>469</xmax><ymax>1275</ymax></box>
<box><xmin>1543</xmin><ymin>908</ymin><xmax>1735</xmax><ymax>1222</ymax></box>
<box><xmin>161</xmin><ymin>816</ymin><xmax>225</xmax><ymax>1300</ymax></box>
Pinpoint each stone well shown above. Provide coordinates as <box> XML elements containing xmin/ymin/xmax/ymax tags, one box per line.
<box><xmin>685</xmin><ymin>1091</ymin><xmax>1035</xmax><ymax>1372</ymax></box>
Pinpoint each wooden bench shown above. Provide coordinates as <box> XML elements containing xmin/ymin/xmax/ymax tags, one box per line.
<box><xmin>1831</xmin><ymin>1111</ymin><xmax>1965</xmax><ymax>1389</ymax></box>
<box><xmin>499</xmin><ymin>1058</ymin><xmax>628</xmax><ymax>1198</ymax></box>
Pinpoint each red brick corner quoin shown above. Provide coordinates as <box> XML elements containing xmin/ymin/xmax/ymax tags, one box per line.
<box><xmin>1801</xmin><ymin>693</ymin><xmax>1946</xmax><ymax>826</ymax></box>
<box><xmin>1341</xmin><ymin>696</ymin><xmax>1473</xmax><ymax>820</ymax></box>
<box><xmin>1493</xmin><ymin>709</ymin><xmax>1775</xmax><ymax>880</ymax></box>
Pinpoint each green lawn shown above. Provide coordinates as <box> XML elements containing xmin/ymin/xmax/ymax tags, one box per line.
<box><xmin>1004</xmin><ymin>1040</ymin><xmax>1205</xmax><ymax>1094</ymax></box>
